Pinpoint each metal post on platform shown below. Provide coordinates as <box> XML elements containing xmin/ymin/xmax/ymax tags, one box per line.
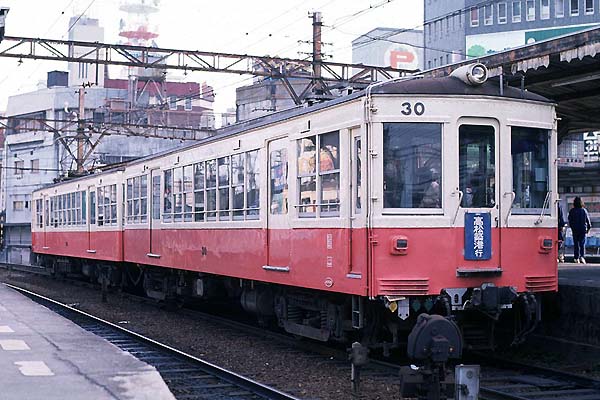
<box><xmin>348</xmin><ymin>342</ymin><xmax>369</xmax><ymax>397</ymax></box>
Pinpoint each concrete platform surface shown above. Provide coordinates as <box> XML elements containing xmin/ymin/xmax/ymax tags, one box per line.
<box><xmin>0</xmin><ymin>283</ymin><xmax>175</xmax><ymax>400</ymax></box>
<box><xmin>559</xmin><ymin>262</ymin><xmax>600</xmax><ymax>287</ymax></box>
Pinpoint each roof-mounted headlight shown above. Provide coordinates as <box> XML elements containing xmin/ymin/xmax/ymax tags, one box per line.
<box><xmin>450</xmin><ymin>63</ymin><xmax>488</xmax><ymax>86</ymax></box>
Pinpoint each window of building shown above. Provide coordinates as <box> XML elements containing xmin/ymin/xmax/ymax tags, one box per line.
<box><xmin>168</xmin><ymin>96</ymin><xmax>177</xmax><ymax>110</ymax></box>
<box><xmin>541</xmin><ymin>0</ymin><xmax>550</xmax><ymax>18</ymax></box>
<box><xmin>526</xmin><ymin>0</ymin><xmax>536</xmax><ymax>20</ymax></box>
<box><xmin>185</xmin><ymin>98</ymin><xmax>192</xmax><ymax>111</ymax></box>
<box><xmin>297</xmin><ymin>131</ymin><xmax>340</xmax><ymax>218</ymax></box>
<box><xmin>126</xmin><ymin>175</ymin><xmax>148</xmax><ymax>224</ymax></box>
<box><xmin>470</xmin><ymin>7</ymin><xmax>479</xmax><ymax>26</ymax></box>
<box><xmin>13</xmin><ymin>201</ymin><xmax>24</xmax><ymax>211</ymax></box>
<box><xmin>30</xmin><ymin>159</ymin><xmax>39</xmax><ymax>174</ymax></box>
<box><xmin>484</xmin><ymin>4</ymin><xmax>494</xmax><ymax>24</ymax></box>
<box><xmin>513</xmin><ymin>0</ymin><xmax>522</xmax><ymax>22</ymax></box>
<box><xmin>511</xmin><ymin>127</ymin><xmax>549</xmax><ymax>214</ymax></box>
<box><xmin>555</xmin><ymin>0</ymin><xmax>565</xmax><ymax>16</ymax></box>
<box><xmin>383</xmin><ymin>123</ymin><xmax>442</xmax><ymax>210</ymax></box>
<box><xmin>459</xmin><ymin>125</ymin><xmax>496</xmax><ymax>208</ymax></box>
<box><xmin>570</xmin><ymin>0</ymin><xmax>579</xmax><ymax>15</ymax></box>
<box><xmin>498</xmin><ymin>2</ymin><xmax>508</xmax><ymax>23</ymax></box>
<box><xmin>14</xmin><ymin>160</ymin><xmax>23</xmax><ymax>177</ymax></box>
<box><xmin>270</xmin><ymin>149</ymin><xmax>288</xmax><ymax>215</ymax></box>
<box><xmin>585</xmin><ymin>0</ymin><xmax>593</xmax><ymax>14</ymax></box>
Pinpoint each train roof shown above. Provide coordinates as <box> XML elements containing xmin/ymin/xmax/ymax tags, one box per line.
<box><xmin>36</xmin><ymin>75</ymin><xmax>553</xmax><ymax>191</ymax></box>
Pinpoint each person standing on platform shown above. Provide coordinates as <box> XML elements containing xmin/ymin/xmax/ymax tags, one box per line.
<box><xmin>568</xmin><ymin>196</ymin><xmax>592</xmax><ymax>264</ymax></box>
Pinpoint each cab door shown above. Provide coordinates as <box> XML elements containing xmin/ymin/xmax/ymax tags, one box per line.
<box><xmin>265</xmin><ymin>138</ymin><xmax>290</xmax><ymax>271</ymax></box>
<box><xmin>455</xmin><ymin>119</ymin><xmax>501</xmax><ymax>274</ymax></box>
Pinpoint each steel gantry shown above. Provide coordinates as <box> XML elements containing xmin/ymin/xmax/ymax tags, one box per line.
<box><xmin>0</xmin><ymin>35</ymin><xmax>413</xmax><ymax>105</ymax></box>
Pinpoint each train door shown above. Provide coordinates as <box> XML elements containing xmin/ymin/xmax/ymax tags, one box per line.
<box><xmin>87</xmin><ymin>186</ymin><xmax>97</xmax><ymax>254</ymax></box>
<box><xmin>43</xmin><ymin>195</ymin><xmax>49</xmax><ymax>249</ymax></box>
<box><xmin>455</xmin><ymin>119</ymin><xmax>501</xmax><ymax>273</ymax></box>
<box><xmin>148</xmin><ymin>169</ymin><xmax>161</xmax><ymax>257</ymax></box>
<box><xmin>266</xmin><ymin>138</ymin><xmax>291</xmax><ymax>270</ymax></box>
<box><xmin>349</xmin><ymin>131</ymin><xmax>365</xmax><ymax>278</ymax></box>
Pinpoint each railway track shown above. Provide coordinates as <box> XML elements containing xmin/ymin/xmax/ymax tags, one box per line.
<box><xmin>6</xmin><ymin>264</ymin><xmax>600</xmax><ymax>400</ymax></box>
<box><xmin>5</xmin><ymin>283</ymin><xmax>301</xmax><ymax>400</ymax></box>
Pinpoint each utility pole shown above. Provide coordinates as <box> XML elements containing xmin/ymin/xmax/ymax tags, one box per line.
<box><xmin>76</xmin><ymin>85</ymin><xmax>89</xmax><ymax>174</ymax></box>
<box><xmin>310</xmin><ymin>11</ymin><xmax>327</xmax><ymax>97</ymax></box>
<box><xmin>311</xmin><ymin>11</ymin><xmax>323</xmax><ymax>82</ymax></box>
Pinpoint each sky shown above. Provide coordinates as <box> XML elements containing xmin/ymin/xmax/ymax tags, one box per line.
<box><xmin>0</xmin><ymin>0</ymin><xmax>424</xmax><ymax>115</ymax></box>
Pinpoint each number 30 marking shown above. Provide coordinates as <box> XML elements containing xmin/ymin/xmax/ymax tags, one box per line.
<box><xmin>400</xmin><ymin>102</ymin><xmax>425</xmax><ymax>116</ymax></box>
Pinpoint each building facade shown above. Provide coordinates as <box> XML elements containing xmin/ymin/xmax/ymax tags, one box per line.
<box><xmin>424</xmin><ymin>0</ymin><xmax>600</xmax><ymax>69</ymax></box>
<box><xmin>0</xmin><ymin>16</ymin><xmax>215</xmax><ymax>265</ymax></box>
<box><xmin>352</xmin><ymin>28</ymin><xmax>424</xmax><ymax>72</ymax></box>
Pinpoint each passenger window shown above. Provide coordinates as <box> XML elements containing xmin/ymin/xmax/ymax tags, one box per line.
<box><xmin>232</xmin><ymin>153</ymin><xmax>245</xmax><ymax>219</ymax></box>
<box><xmin>298</xmin><ymin>136</ymin><xmax>317</xmax><ymax>217</ymax></box>
<box><xmin>246</xmin><ymin>150</ymin><xmax>260</xmax><ymax>219</ymax></box>
<box><xmin>152</xmin><ymin>175</ymin><xmax>160</xmax><ymax>220</ymax></box>
<box><xmin>206</xmin><ymin>160</ymin><xmax>217</xmax><ymax>220</ymax></box>
<box><xmin>163</xmin><ymin>169</ymin><xmax>173</xmax><ymax>222</ymax></box>
<box><xmin>193</xmin><ymin>162</ymin><xmax>205</xmax><ymax>222</ymax></box>
<box><xmin>511</xmin><ymin>127</ymin><xmax>549</xmax><ymax>213</ymax></box>
<box><xmin>383</xmin><ymin>123</ymin><xmax>442</xmax><ymax>209</ymax></box>
<box><xmin>459</xmin><ymin>125</ymin><xmax>495</xmax><ymax>208</ymax></box>
<box><xmin>297</xmin><ymin>131</ymin><xmax>340</xmax><ymax>217</ymax></box>
<box><xmin>270</xmin><ymin>148</ymin><xmax>288</xmax><ymax>215</ymax></box>
<box><xmin>218</xmin><ymin>157</ymin><xmax>230</xmax><ymax>220</ymax></box>
<box><xmin>173</xmin><ymin>167</ymin><xmax>183</xmax><ymax>222</ymax></box>
<box><xmin>183</xmin><ymin>166</ymin><xmax>193</xmax><ymax>222</ymax></box>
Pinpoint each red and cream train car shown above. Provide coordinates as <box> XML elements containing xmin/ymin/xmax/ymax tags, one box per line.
<box><xmin>32</xmin><ymin>64</ymin><xmax>558</xmax><ymax>348</ymax></box>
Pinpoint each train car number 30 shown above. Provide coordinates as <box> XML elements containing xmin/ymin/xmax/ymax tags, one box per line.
<box><xmin>400</xmin><ymin>101</ymin><xmax>425</xmax><ymax>116</ymax></box>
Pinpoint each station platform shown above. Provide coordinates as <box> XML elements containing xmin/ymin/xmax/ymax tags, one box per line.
<box><xmin>0</xmin><ymin>283</ymin><xmax>175</xmax><ymax>400</ymax></box>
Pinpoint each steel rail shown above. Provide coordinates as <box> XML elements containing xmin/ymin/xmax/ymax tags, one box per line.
<box><xmin>4</xmin><ymin>283</ymin><xmax>301</xmax><ymax>400</ymax></box>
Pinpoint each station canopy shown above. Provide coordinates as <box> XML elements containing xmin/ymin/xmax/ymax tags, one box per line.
<box><xmin>425</xmin><ymin>26</ymin><xmax>600</xmax><ymax>141</ymax></box>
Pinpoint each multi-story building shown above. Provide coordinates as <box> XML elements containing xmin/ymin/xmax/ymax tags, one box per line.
<box><xmin>0</xmin><ymin>16</ymin><xmax>215</xmax><ymax>265</ymax></box>
<box><xmin>424</xmin><ymin>0</ymin><xmax>600</xmax><ymax>69</ymax></box>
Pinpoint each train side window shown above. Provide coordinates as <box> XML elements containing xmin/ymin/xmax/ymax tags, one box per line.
<box><xmin>246</xmin><ymin>150</ymin><xmax>260</xmax><ymax>219</ymax></box>
<box><xmin>320</xmin><ymin>131</ymin><xmax>340</xmax><ymax>217</ymax></box>
<box><xmin>511</xmin><ymin>127</ymin><xmax>549</xmax><ymax>213</ymax></box>
<box><xmin>218</xmin><ymin>156</ymin><xmax>231</xmax><ymax>220</ymax></box>
<box><xmin>270</xmin><ymin>148</ymin><xmax>288</xmax><ymax>215</ymax></box>
<box><xmin>109</xmin><ymin>185</ymin><xmax>117</xmax><ymax>225</ymax></box>
<box><xmin>459</xmin><ymin>125</ymin><xmax>496</xmax><ymax>208</ymax></box>
<box><xmin>193</xmin><ymin>162</ymin><xmax>205</xmax><ymax>222</ymax></box>
<box><xmin>90</xmin><ymin>191</ymin><xmax>96</xmax><ymax>225</ymax></box>
<box><xmin>206</xmin><ymin>160</ymin><xmax>217</xmax><ymax>220</ymax></box>
<box><xmin>355</xmin><ymin>136</ymin><xmax>362</xmax><ymax>214</ymax></box>
<box><xmin>232</xmin><ymin>153</ymin><xmax>245</xmax><ymax>220</ymax></box>
<box><xmin>183</xmin><ymin>166</ymin><xmax>193</xmax><ymax>222</ymax></box>
<box><xmin>97</xmin><ymin>187</ymin><xmax>104</xmax><ymax>226</ymax></box>
<box><xmin>173</xmin><ymin>167</ymin><xmax>183</xmax><ymax>222</ymax></box>
<box><xmin>298</xmin><ymin>136</ymin><xmax>317</xmax><ymax>217</ymax></box>
<box><xmin>383</xmin><ymin>123</ymin><xmax>442</xmax><ymax>209</ymax></box>
<box><xmin>163</xmin><ymin>169</ymin><xmax>173</xmax><ymax>222</ymax></box>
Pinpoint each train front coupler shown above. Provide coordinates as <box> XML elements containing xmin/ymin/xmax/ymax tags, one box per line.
<box><xmin>400</xmin><ymin>314</ymin><xmax>463</xmax><ymax>400</ymax></box>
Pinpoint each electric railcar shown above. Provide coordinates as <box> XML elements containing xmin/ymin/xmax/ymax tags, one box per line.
<box><xmin>32</xmin><ymin>64</ymin><xmax>558</xmax><ymax>350</ymax></box>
